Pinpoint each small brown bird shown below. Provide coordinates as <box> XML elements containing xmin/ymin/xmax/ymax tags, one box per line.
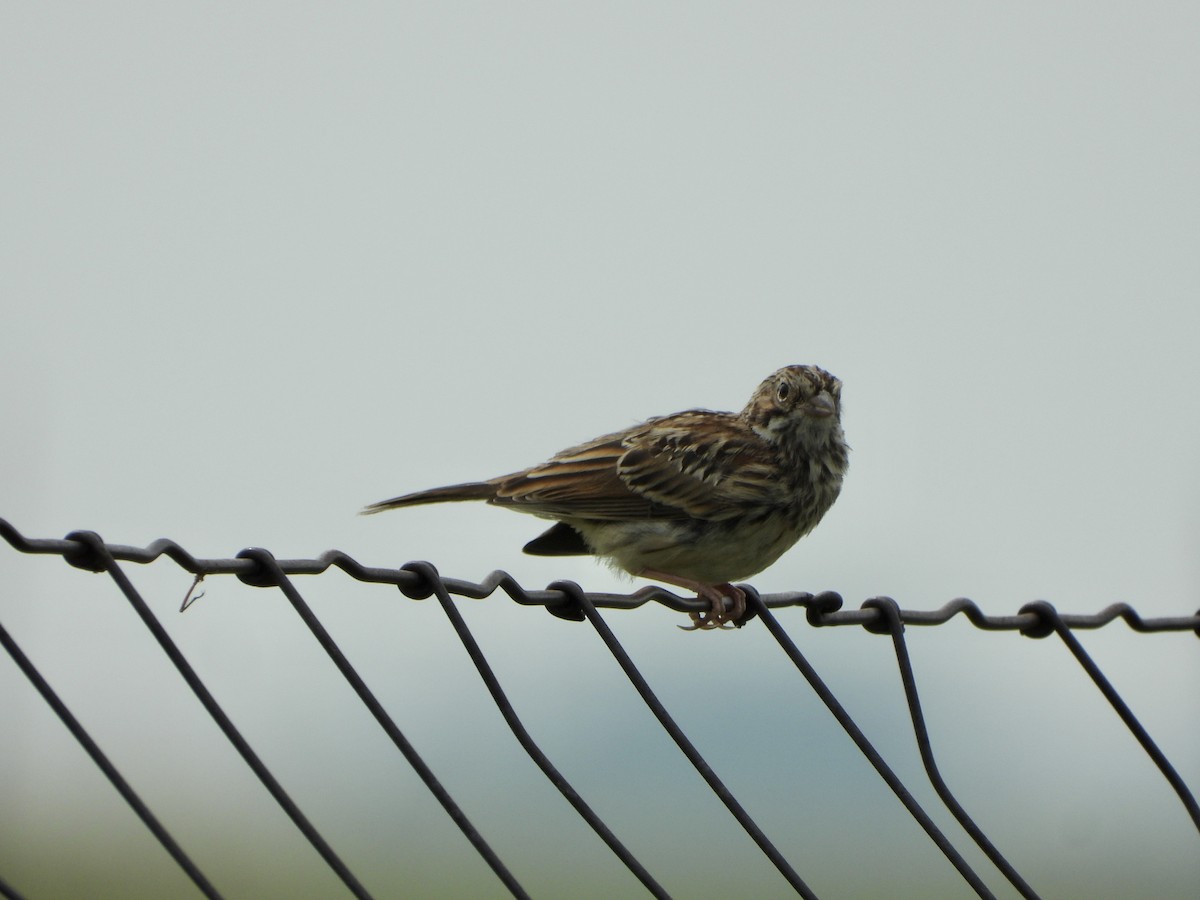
<box><xmin>364</xmin><ymin>365</ymin><xmax>848</xmax><ymax>629</ymax></box>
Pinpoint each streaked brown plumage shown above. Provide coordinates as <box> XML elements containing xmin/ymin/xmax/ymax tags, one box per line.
<box><xmin>364</xmin><ymin>365</ymin><xmax>848</xmax><ymax>629</ymax></box>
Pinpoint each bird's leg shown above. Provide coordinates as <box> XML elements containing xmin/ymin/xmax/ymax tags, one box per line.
<box><xmin>637</xmin><ymin>569</ymin><xmax>745</xmax><ymax>630</ymax></box>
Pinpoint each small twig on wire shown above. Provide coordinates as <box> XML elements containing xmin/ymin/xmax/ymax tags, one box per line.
<box><xmin>180</xmin><ymin>574</ymin><xmax>206</xmax><ymax>612</ymax></box>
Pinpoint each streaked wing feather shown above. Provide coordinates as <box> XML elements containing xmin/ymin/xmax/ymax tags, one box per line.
<box><xmin>617</xmin><ymin>412</ymin><xmax>785</xmax><ymax>520</ymax></box>
<box><xmin>490</xmin><ymin>413</ymin><xmax>784</xmax><ymax>522</ymax></box>
<box><xmin>490</xmin><ymin>433</ymin><xmax>681</xmax><ymax>520</ymax></box>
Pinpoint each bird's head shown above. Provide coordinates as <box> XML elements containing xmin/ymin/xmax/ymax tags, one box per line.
<box><xmin>744</xmin><ymin>365</ymin><xmax>844</xmax><ymax>445</ymax></box>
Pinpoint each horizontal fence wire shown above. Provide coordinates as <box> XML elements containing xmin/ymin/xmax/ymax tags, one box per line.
<box><xmin>1</xmin><ymin>518</ymin><xmax>1198</xmax><ymax>900</ymax></box>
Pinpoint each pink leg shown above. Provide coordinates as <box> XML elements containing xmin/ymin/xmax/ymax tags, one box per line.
<box><xmin>638</xmin><ymin>569</ymin><xmax>745</xmax><ymax>630</ymax></box>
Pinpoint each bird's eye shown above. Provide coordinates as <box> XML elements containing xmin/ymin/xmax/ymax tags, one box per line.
<box><xmin>776</xmin><ymin>382</ymin><xmax>791</xmax><ymax>404</ymax></box>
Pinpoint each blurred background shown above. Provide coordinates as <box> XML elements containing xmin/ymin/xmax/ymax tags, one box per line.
<box><xmin>2</xmin><ymin>4</ymin><xmax>1197</xmax><ymax>898</ymax></box>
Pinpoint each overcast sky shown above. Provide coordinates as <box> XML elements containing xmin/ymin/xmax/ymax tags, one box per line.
<box><xmin>2</xmin><ymin>5</ymin><xmax>1198</xmax><ymax>899</ymax></box>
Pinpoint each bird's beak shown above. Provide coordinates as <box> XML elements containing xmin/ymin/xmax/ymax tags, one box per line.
<box><xmin>805</xmin><ymin>391</ymin><xmax>837</xmax><ymax>419</ymax></box>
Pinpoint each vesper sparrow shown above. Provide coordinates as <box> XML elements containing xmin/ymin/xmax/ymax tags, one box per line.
<box><xmin>364</xmin><ymin>365</ymin><xmax>848</xmax><ymax>629</ymax></box>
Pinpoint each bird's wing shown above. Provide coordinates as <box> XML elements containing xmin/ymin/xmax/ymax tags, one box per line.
<box><xmin>490</xmin><ymin>429</ymin><xmax>675</xmax><ymax>520</ymax></box>
<box><xmin>490</xmin><ymin>412</ymin><xmax>784</xmax><ymax>522</ymax></box>
<box><xmin>616</xmin><ymin>411</ymin><xmax>787</xmax><ymax>520</ymax></box>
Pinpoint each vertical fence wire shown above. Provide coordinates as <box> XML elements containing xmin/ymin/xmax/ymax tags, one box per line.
<box><xmin>555</xmin><ymin>579</ymin><xmax>820</xmax><ymax>899</ymax></box>
<box><xmin>234</xmin><ymin>548</ymin><xmax>530</xmax><ymax>900</ymax></box>
<box><xmin>400</xmin><ymin>561</ymin><xmax>671</xmax><ymax>899</ymax></box>
<box><xmin>862</xmin><ymin>597</ymin><xmax>1038</xmax><ymax>899</ymax></box>
<box><xmin>750</xmin><ymin>593</ymin><xmax>998</xmax><ymax>899</ymax></box>
<box><xmin>0</xmin><ymin>619</ymin><xmax>224</xmax><ymax>900</ymax></box>
<box><xmin>1019</xmin><ymin>600</ymin><xmax>1200</xmax><ymax>834</ymax></box>
<box><xmin>60</xmin><ymin>532</ymin><xmax>373</xmax><ymax>900</ymax></box>
<box><xmin>0</xmin><ymin>872</ymin><xmax>28</xmax><ymax>900</ymax></box>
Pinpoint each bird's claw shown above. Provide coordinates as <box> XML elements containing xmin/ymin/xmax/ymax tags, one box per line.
<box><xmin>678</xmin><ymin>612</ymin><xmax>735</xmax><ymax>631</ymax></box>
<box><xmin>677</xmin><ymin>584</ymin><xmax>746</xmax><ymax>631</ymax></box>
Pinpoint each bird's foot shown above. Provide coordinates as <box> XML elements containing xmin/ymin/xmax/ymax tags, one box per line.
<box><xmin>637</xmin><ymin>569</ymin><xmax>746</xmax><ymax>631</ymax></box>
<box><xmin>680</xmin><ymin>583</ymin><xmax>745</xmax><ymax>631</ymax></box>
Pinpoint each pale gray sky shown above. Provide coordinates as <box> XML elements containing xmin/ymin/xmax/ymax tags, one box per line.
<box><xmin>2</xmin><ymin>4</ymin><xmax>1198</xmax><ymax>898</ymax></box>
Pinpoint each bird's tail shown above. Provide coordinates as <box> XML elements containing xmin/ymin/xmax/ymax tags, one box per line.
<box><xmin>361</xmin><ymin>481</ymin><xmax>496</xmax><ymax>515</ymax></box>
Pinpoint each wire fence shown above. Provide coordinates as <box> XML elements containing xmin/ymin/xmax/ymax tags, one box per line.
<box><xmin>1</xmin><ymin>517</ymin><xmax>1197</xmax><ymax>900</ymax></box>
